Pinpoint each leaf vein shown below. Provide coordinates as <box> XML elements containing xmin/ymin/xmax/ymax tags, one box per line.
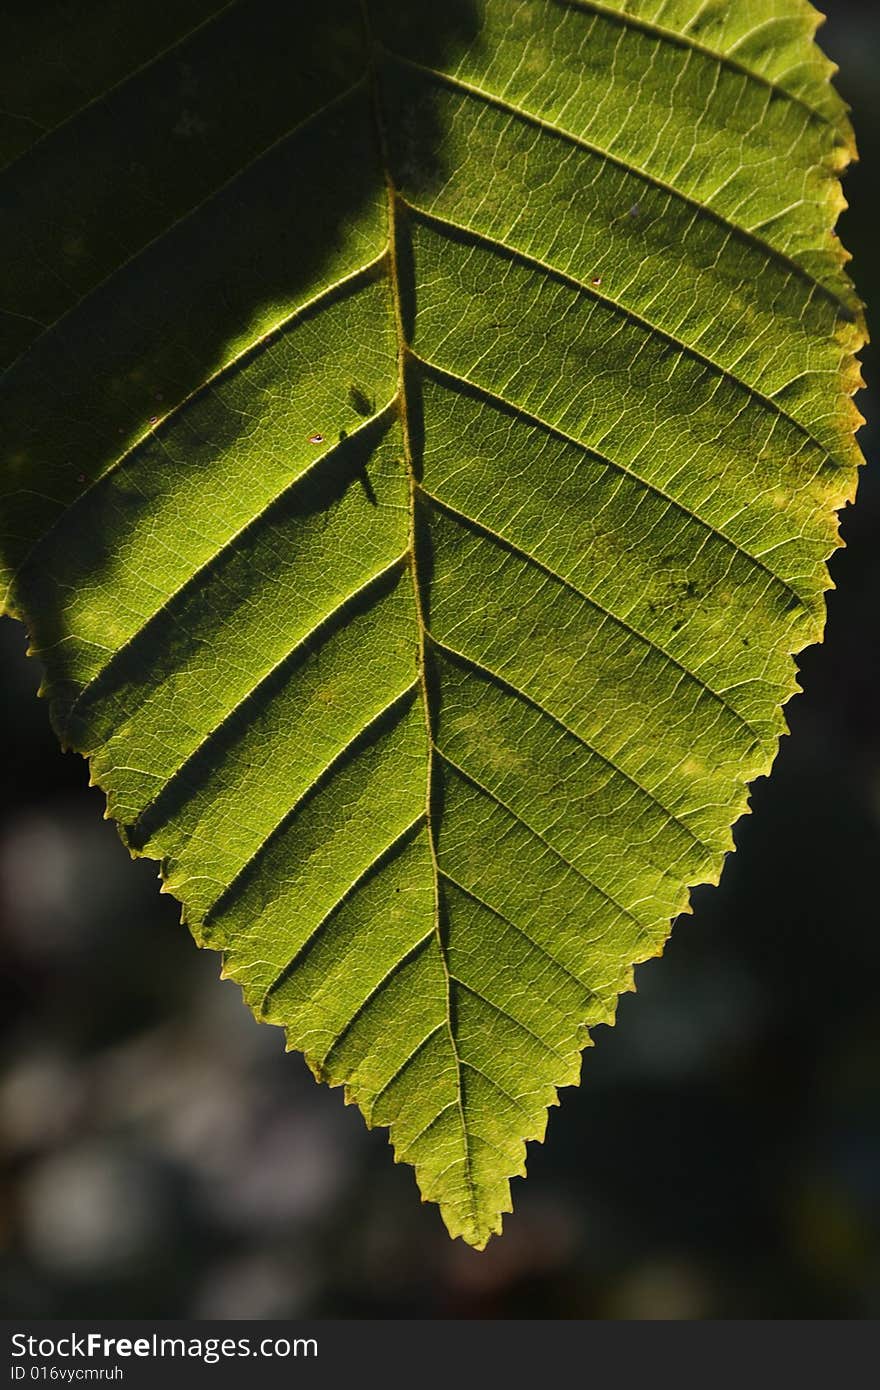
<box><xmin>362</xmin><ymin>0</ymin><xmax>478</xmax><ymax>1230</ymax></box>
<box><xmin>3</xmin><ymin>74</ymin><xmax>372</xmax><ymax>376</ymax></box>
<box><xmin>438</xmin><ymin>868</ymin><xmax>601</xmax><ymax>1000</ymax></box>
<box><xmin>419</xmin><ymin>484</ymin><xmax>765</xmax><ymax>743</ymax></box>
<box><xmin>318</xmin><ymin>930</ymin><xmax>436</xmax><ymax>1069</ymax></box>
<box><xmin>436</xmin><ymin>744</ymin><xmax>646</xmax><ymax>929</ymax></box>
<box><xmin>67</xmin><ymin>406</ymin><xmax>399</xmax><ymax>730</ymax></box>
<box><xmin>558</xmin><ymin>0</ymin><xmax>836</xmax><ymax>123</ymax></box>
<box><xmin>451</xmin><ymin>978</ymin><xmax>569</xmax><ymax>1066</ymax></box>
<box><xmin>386</xmin><ymin>50</ymin><xmax>851</xmax><ymax>316</ymax></box>
<box><xmin>414</xmin><ymin>353</ymin><xmax>808</xmax><ymax>621</ymax></box>
<box><xmin>429</xmin><ymin>633</ymin><xmax>720</xmax><ymax>854</ymax></box>
<box><xmin>368</xmin><ymin>1022</ymin><xmax>446</xmax><ymax>1112</ymax></box>
<box><xmin>407</xmin><ymin>201</ymin><xmax>828</xmax><ymax>456</ymax></box>
<box><xmin>3</xmin><ymin>255</ymin><xmax>389</xmax><ymax>615</ymax></box>
<box><xmin>237</xmin><ymin>812</ymin><xmax>426</xmax><ymax>996</ymax></box>
<box><xmin>125</xmin><ymin>558</ymin><xmax>411</xmax><ymax>851</ymax></box>
<box><xmin>1</xmin><ymin>0</ymin><xmax>243</xmax><ymax>178</ymax></box>
<box><xmin>200</xmin><ymin>681</ymin><xmax>419</xmax><ymax>923</ymax></box>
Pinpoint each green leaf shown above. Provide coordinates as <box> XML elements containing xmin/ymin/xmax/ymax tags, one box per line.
<box><xmin>0</xmin><ymin>0</ymin><xmax>864</xmax><ymax>1247</ymax></box>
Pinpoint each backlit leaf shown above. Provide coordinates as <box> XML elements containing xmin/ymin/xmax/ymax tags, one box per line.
<box><xmin>0</xmin><ymin>0</ymin><xmax>864</xmax><ymax>1246</ymax></box>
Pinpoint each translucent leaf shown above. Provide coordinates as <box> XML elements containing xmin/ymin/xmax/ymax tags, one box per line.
<box><xmin>0</xmin><ymin>0</ymin><xmax>864</xmax><ymax>1246</ymax></box>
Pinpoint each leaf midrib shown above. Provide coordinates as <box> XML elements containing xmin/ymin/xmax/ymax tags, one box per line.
<box><xmin>360</xmin><ymin>0</ymin><xmax>478</xmax><ymax>1226</ymax></box>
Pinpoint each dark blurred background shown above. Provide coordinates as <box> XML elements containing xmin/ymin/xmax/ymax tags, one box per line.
<box><xmin>2</xmin><ymin>1</ymin><xmax>878</xmax><ymax>1320</ymax></box>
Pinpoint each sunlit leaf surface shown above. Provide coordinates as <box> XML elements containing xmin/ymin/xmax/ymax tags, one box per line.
<box><xmin>0</xmin><ymin>0</ymin><xmax>864</xmax><ymax>1245</ymax></box>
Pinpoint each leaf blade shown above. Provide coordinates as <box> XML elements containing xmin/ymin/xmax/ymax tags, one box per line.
<box><xmin>1</xmin><ymin>0</ymin><xmax>864</xmax><ymax>1246</ymax></box>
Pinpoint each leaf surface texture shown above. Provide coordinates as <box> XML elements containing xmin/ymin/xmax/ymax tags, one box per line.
<box><xmin>0</xmin><ymin>0</ymin><xmax>864</xmax><ymax>1245</ymax></box>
